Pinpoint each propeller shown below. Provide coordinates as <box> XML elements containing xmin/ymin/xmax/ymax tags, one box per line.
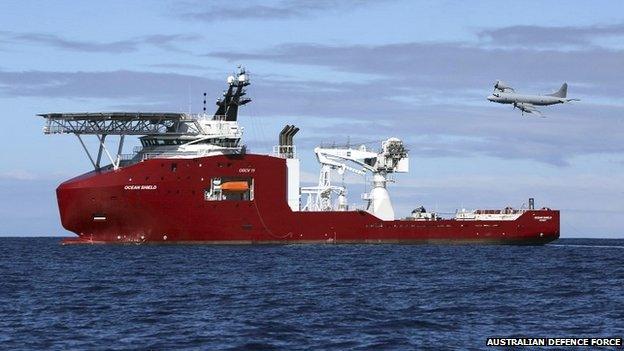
<box><xmin>513</xmin><ymin>102</ymin><xmax>545</xmax><ymax>117</ymax></box>
<box><xmin>512</xmin><ymin>102</ymin><xmax>523</xmax><ymax>116</ymax></box>
<box><xmin>494</xmin><ymin>80</ymin><xmax>514</xmax><ymax>92</ymax></box>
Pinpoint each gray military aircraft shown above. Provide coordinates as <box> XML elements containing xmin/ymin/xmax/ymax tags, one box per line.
<box><xmin>487</xmin><ymin>80</ymin><xmax>579</xmax><ymax>116</ymax></box>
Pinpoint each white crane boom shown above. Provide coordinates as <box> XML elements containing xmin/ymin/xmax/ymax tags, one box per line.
<box><xmin>301</xmin><ymin>138</ymin><xmax>409</xmax><ymax>220</ymax></box>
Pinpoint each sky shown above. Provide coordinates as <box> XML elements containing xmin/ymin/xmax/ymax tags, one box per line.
<box><xmin>0</xmin><ymin>0</ymin><xmax>623</xmax><ymax>237</ymax></box>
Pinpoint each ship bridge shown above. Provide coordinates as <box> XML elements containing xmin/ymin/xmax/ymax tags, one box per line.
<box><xmin>40</xmin><ymin>68</ymin><xmax>251</xmax><ymax>170</ymax></box>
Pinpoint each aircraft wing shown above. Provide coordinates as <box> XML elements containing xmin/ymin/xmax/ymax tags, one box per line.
<box><xmin>513</xmin><ymin>102</ymin><xmax>543</xmax><ymax>116</ymax></box>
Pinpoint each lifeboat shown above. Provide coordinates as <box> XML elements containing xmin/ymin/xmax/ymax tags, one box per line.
<box><xmin>220</xmin><ymin>181</ymin><xmax>249</xmax><ymax>192</ymax></box>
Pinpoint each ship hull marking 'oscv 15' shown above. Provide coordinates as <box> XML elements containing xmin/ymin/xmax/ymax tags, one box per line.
<box><xmin>40</xmin><ymin>68</ymin><xmax>560</xmax><ymax>245</ymax></box>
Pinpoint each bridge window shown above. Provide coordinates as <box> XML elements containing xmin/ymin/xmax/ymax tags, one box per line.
<box><xmin>204</xmin><ymin>177</ymin><xmax>254</xmax><ymax>201</ymax></box>
<box><xmin>141</xmin><ymin>138</ymin><xmax>190</xmax><ymax>146</ymax></box>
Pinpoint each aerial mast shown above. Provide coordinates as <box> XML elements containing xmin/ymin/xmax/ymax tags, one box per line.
<box><xmin>214</xmin><ymin>66</ymin><xmax>251</xmax><ymax>121</ymax></box>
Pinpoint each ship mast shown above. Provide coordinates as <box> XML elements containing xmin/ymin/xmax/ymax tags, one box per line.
<box><xmin>215</xmin><ymin>66</ymin><xmax>251</xmax><ymax>121</ymax></box>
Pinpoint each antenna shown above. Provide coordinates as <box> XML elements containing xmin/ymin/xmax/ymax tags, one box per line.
<box><xmin>203</xmin><ymin>92</ymin><xmax>207</xmax><ymax>113</ymax></box>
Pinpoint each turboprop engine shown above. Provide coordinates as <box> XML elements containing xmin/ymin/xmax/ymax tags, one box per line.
<box><xmin>494</xmin><ymin>80</ymin><xmax>514</xmax><ymax>92</ymax></box>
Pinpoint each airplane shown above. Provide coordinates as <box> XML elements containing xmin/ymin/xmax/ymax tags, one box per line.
<box><xmin>487</xmin><ymin>80</ymin><xmax>580</xmax><ymax>116</ymax></box>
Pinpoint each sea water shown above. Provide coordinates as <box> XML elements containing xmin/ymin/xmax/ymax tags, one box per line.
<box><xmin>0</xmin><ymin>238</ymin><xmax>622</xmax><ymax>350</ymax></box>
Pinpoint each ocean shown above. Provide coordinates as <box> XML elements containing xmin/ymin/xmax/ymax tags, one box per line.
<box><xmin>1</xmin><ymin>238</ymin><xmax>622</xmax><ymax>350</ymax></box>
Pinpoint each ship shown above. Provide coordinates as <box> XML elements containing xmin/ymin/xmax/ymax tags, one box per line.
<box><xmin>40</xmin><ymin>68</ymin><xmax>559</xmax><ymax>245</ymax></box>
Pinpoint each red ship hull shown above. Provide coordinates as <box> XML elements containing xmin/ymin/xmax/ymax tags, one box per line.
<box><xmin>57</xmin><ymin>154</ymin><xmax>560</xmax><ymax>245</ymax></box>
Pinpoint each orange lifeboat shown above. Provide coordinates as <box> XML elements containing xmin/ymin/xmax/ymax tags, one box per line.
<box><xmin>220</xmin><ymin>181</ymin><xmax>249</xmax><ymax>192</ymax></box>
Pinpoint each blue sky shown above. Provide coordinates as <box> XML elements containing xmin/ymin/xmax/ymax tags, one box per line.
<box><xmin>1</xmin><ymin>0</ymin><xmax>623</xmax><ymax>237</ymax></box>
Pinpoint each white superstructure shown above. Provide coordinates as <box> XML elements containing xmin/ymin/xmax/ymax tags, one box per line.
<box><xmin>40</xmin><ymin>68</ymin><xmax>252</xmax><ymax>170</ymax></box>
<box><xmin>135</xmin><ymin>114</ymin><xmax>244</xmax><ymax>161</ymax></box>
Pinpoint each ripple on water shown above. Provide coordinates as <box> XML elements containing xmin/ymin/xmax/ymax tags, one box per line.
<box><xmin>0</xmin><ymin>238</ymin><xmax>623</xmax><ymax>349</ymax></box>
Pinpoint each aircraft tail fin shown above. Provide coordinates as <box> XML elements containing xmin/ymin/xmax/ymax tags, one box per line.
<box><xmin>547</xmin><ymin>83</ymin><xmax>567</xmax><ymax>98</ymax></box>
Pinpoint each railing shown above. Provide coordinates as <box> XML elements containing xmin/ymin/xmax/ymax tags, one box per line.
<box><xmin>136</xmin><ymin>139</ymin><xmax>241</xmax><ymax>149</ymax></box>
<box><xmin>273</xmin><ymin>145</ymin><xmax>297</xmax><ymax>158</ymax></box>
<box><xmin>212</xmin><ymin>140</ymin><xmax>241</xmax><ymax>148</ymax></box>
<box><xmin>42</xmin><ymin>116</ymin><xmax>199</xmax><ymax>135</ymax></box>
<box><xmin>454</xmin><ymin>208</ymin><xmax>527</xmax><ymax>221</ymax></box>
<box><xmin>43</xmin><ymin>124</ymin><xmax>78</xmax><ymax>134</ymax></box>
<box><xmin>140</xmin><ymin>146</ymin><xmax>243</xmax><ymax>160</ymax></box>
<box><xmin>473</xmin><ymin>208</ymin><xmax>528</xmax><ymax>215</ymax></box>
<box><xmin>118</xmin><ymin>154</ymin><xmax>135</xmax><ymax>161</ymax></box>
<box><xmin>141</xmin><ymin>152</ymin><xmax>198</xmax><ymax>161</ymax></box>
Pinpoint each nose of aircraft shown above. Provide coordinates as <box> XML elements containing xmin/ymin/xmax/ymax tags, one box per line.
<box><xmin>487</xmin><ymin>95</ymin><xmax>495</xmax><ymax>101</ymax></box>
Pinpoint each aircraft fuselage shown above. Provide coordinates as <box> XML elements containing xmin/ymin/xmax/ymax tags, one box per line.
<box><xmin>487</xmin><ymin>93</ymin><xmax>564</xmax><ymax>106</ymax></box>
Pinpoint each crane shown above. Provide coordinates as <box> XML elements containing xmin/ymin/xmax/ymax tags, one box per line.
<box><xmin>301</xmin><ymin>138</ymin><xmax>408</xmax><ymax>220</ymax></box>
